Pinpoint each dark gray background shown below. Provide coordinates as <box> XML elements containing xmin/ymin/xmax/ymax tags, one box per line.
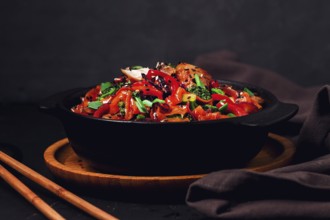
<box><xmin>1</xmin><ymin>0</ymin><xmax>330</xmax><ymax>102</ymax></box>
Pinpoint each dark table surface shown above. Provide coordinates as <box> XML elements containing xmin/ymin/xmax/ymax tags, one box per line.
<box><xmin>0</xmin><ymin>103</ymin><xmax>205</xmax><ymax>220</ymax></box>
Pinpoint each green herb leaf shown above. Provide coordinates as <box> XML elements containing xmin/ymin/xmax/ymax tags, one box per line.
<box><xmin>101</xmin><ymin>82</ymin><xmax>112</xmax><ymax>93</ymax></box>
<box><xmin>100</xmin><ymin>87</ymin><xmax>117</xmax><ymax>99</ymax></box>
<box><xmin>88</xmin><ymin>101</ymin><xmax>103</xmax><ymax>110</ymax></box>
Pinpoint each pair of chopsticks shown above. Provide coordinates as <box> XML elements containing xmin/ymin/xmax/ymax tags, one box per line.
<box><xmin>0</xmin><ymin>151</ymin><xmax>118</xmax><ymax>220</ymax></box>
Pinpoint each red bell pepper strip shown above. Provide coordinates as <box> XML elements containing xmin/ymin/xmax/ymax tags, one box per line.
<box><xmin>108</xmin><ymin>88</ymin><xmax>141</xmax><ymax>120</ymax></box>
<box><xmin>71</xmin><ymin>104</ymin><xmax>89</xmax><ymax>116</ymax></box>
<box><xmin>93</xmin><ymin>104</ymin><xmax>110</xmax><ymax>118</ymax></box>
<box><xmin>147</xmin><ymin>69</ymin><xmax>183</xmax><ymax>105</ymax></box>
<box><xmin>149</xmin><ymin>103</ymin><xmax>171</xmax><ymax>121</ymax></box>
<box><xmin>236</xmin><ymin>102</ymin><xmax>258</xmax><ymax>114</ymax></box>
<box><xmin>146</xmin><ymin>69</ymin><xmax>179</xmax><ymax>94</ymax></box>
<box><xmin>131</xmin><ymin>81</ymin><xmax>163</xmax><ymax>99</ymax></box>
<box><xmin>190</xmin><ymin>105</ymin><xmax>223</xmax><ymax>121</ymax></box>
<box><xmin>210</xmin><ymin>80</ymin><xmax>220</xmax><ymax>88</ymax></box>
<box><xmin>124</xmin><ymin>90</ymin><xmax>134</xmax><ymax>120</ymax></box>
<box><xmin>212</xmin><ymin>94</ymin><xmax>234</xmax><ymax>104</ymax></box>
<box><xmin>82</xmin><ymin>86</ymin><xmax>101</xmax><ymax>108</ymax></box>
<box><xmin>109</xmin><ymin>89</ymin><xmax>129</xmax><ymax>115</ymax></box>
<box><xmin>166</xmin><ymin>87</ymin><xmax>186</xmax><ymax>105</ymax></box>
<box><xmin>222</xmin><ymin>86</ymin><xmax>239</xmax><ymax>99</ymax></box>
<box><xmin>227</xmin><ymin>103</ymin><xmax>248</xmax><ymax>116</ymax></box>
<box><xmin>196</xmin><ymin>95</ymin><xmax>213</xmax><ymax>105</ymax></box>
<box><xmin>85</xmin><ymin>86</ymin><xmax>100</xmax><ymax>101</ymax></box>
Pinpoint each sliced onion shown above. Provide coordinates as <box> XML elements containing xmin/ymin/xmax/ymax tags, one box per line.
<box><xmin>121</xmin><ymin>67</ymin><xmax>150</xmax><ymax>81</ymax></box>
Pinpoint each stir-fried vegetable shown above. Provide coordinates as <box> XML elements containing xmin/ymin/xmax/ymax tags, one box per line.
<box><xmin>71</xmin><ymin>62</ymin><xmax>264</xmax><ymax>122</ymax></box>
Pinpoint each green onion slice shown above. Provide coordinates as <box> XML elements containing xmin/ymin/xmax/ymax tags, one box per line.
<box><xmin>131</xmin><ymin>65</ymin><xmax>144</xmax><ymax>70</ymax></box>
<box><xmin>134</xmin><ymin>96</ymin><xmax>147</xmax><ymax>113</ymax></box>
<box><xmin>194</xmin><ymin>74</ymin><xmax>205</xmax><ymax>89</ymax></box>
<box><xmin>227</xmin><ymin>113</ymin><xmax>236</xmax><ymax>117</ymax></box>
<box><xmin>244</xmin><ymin>87</ymin><xmax>255</xmax><ymax>97</ymax></box>
<box><xmin>152</xmin><ymin>98</ymin><xmax>165</xmax><ymax>104</ymax></box>
<box><xmin>211</xmin><ymin>88</ymin><xmax>225</xmax><ymax>95</ymax></box>
<box><xmin>218</xmin><ymin>103</ymin><xmax>228</xmax><ymax>112</ymax></box>
<box><xmin>142</xmin><ymin>100</ymin><xmax>153</xmax><ymax>107</ymax></box>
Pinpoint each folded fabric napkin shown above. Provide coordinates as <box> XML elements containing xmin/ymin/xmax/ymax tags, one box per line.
<box><xmin>186</xmin><ymin>50</ymin><xmax>330</xmax><ymax>219</ymax></box>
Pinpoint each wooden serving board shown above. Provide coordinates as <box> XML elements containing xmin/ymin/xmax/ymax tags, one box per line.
<box><xmin>44</xmin><ymin>133</ymin><xmax>295</xmax><ymax>193</ymax></box>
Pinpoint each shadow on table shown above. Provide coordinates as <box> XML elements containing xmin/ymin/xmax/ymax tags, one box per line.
<box><xmin>53</xmin><ymin>177</ymin><xmax>190</xmax><ymax>204</ymax></box>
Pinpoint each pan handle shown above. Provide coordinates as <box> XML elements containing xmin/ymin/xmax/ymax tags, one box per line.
<box><xmin>39</xmin><ymin>88</ymin><xmax>84</xmax><ymax>116</ymax></box>
<box><xmin>238</xmin><ymin>102</ymin><xmax>299</xmax><ymax>127</ymax></box>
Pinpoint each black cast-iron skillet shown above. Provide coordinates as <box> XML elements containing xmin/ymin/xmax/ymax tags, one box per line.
<box><xmin>39</xmin><ymin>80</ymin><xmax>298</xmax><ymax>176</ymax></box>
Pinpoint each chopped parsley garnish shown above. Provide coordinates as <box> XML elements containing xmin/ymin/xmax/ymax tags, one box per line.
<box><xmin>188</xmin><ymin>86</ymin><xmax>211</xmax><ymax>100</ymax></box>
<box><xmin>187</xmin><ymin>74</ymin><xmax>211</xmax><ymax>100</ymax></box>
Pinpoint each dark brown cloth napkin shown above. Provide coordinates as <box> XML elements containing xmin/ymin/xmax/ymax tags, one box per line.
<box><xmin>186</xmin><ymin>51</ymin><xmax>330</xmax><ymax>219</ymax></box>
